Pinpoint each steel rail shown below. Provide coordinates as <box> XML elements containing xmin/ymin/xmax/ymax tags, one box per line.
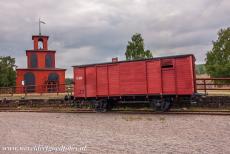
<box><xmin>0</xmin><ymin>109</ymin><xmax>229</xmax><ymax>115</ymax></box>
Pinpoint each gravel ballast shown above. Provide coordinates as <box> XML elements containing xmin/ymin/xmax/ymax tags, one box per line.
<box><xmin>0</xmin><ymin>112</ymin><xmax>229</xmax><ymax>154</ymax></box>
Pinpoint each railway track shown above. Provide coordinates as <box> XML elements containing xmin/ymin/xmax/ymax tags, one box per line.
<box><xmin>111</xmin><ymin>110</ymin><xmax>230</xmax><ymax>116</ymax></box>
<box><xmin>0</xmin><ymin>108</ymin><xmax>229</xmax><ymax>115</ymax></box>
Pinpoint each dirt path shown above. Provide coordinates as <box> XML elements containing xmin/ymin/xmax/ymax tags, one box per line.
<box><xmin>0</xmin><ymin>112</ymin><xmax>229</xmax><ymax>154</ymax></box>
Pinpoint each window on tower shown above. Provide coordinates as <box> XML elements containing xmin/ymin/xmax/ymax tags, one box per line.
<box><xmin>38</xmin><ymin>38</ymin><xmax>43</xmax><ymax>50</ymax></box>
<box><xmin>30</xmin><ymin>53</ymin><xmax>38</xmax><ymax>68</ymax></box>
<box><xmin>45</xmin><ymin>54</ymin><xmax>53</xmax><ymax>68</ymax></box>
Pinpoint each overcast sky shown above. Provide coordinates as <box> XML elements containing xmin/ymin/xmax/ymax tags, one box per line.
<box><xmin>0</xmin><ymin>0</ymin><xmax>229</xmax><ymax>77</ymax></box>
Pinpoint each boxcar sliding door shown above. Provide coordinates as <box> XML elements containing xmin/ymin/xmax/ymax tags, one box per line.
<box><xmin>161</xmin><ymin>59</ymin><xmax>176</xmax><ymax>94</ymax></box>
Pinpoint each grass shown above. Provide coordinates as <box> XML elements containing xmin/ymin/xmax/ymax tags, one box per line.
<box><xmin>198</xmin><ymin>90</ymin><xmax>230</xmax><ymax>96</ymax></box>
<box><xmin>159</xmin><ymin>116</ymin><xmax>166</xmax><ymax>122</ymax></box>
<box><xmin>121</xmin><ymin>116</ymin><xmax>154</xmax><ymax>121</ymax></box>
<box><xmin>0</xmin><ymin>93</ymin><xmax>67</xmax><ymax>100</ymax></box>
<box><xmin>183</xmin><ymin>107</ymin><xmax>230</xmax><ymax>112</ymax></box>
<box><xmin>0</xmin><ymin>106</ymin><xmax>93</xmax><ymax>112</ymax></box>
<box><xmin>146</xmin><ymin>117</ymin><xmax>153</xmax><ymax>121</ymax></box>
<box><xmin>121</xmin><ymin>115</ymin><xmax>143</xmax><ymax>121</ymax></box>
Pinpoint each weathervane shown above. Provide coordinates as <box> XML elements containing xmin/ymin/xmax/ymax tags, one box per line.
<box><xmin>39</xmin><ymin>18</ymin><xmax>46</xmax><ymax>35</ymax></box>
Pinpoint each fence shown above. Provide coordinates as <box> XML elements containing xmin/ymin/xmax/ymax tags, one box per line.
<box><xmin>0</xmin><ymin>83</ymin><xmax>73</xmax><ymax>97</ymax></box>
<box><xmin>1</xmin><ymin>78</ymin><xmax>230</xmax><ymax>97</ymax></box>
<box><xmin>196</xmin><ymin>78</ymin><xmax>230</xmax><ymax>95</ymax></box>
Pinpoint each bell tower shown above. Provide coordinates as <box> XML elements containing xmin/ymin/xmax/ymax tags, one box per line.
<box><xmin>32</xmin><ymin>35</ymin><xmax>49</xmax><ymax>50</ymax></box>
<box><xmin>26</xmin><ymin>35</ymin><xmax>56</xmax><ymax>69</ymax></box>
<box><xmin>16</xmin><ymin>21</ymin><xmax>66</xmax><ymax>93</ymax></box>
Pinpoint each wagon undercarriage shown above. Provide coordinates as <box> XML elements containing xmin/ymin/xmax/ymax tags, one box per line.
<box><xmin>69</xmin><ymin>95</ymin><xmax>192</xmax><ymax>112</ymax></box>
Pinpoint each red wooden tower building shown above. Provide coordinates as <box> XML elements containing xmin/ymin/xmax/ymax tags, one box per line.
<box><xmin>16</xmin><ymin>34</ymin><xmax>66</xmax><ymax>93</ymax></box>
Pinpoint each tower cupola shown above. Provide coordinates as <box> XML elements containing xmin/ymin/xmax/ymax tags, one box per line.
<box><xmin>32</xmin><ymin>35</ymin><xmax>49</xmax><ymax>50</ymax></box>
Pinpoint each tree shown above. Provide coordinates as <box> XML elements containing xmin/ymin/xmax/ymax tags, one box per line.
<box><xmin>196</xmin><ymin>64</ymin><xmax>206</xmax><ymax>75</ymax></box>
<box><xmin>0</xmin><ymin>56</ymin><xmax>16</xmax><ymax>87</ymax></box>
<box><xmin>205</xmin><ymin>28</ymin><xmax>230</xmax><ymax>79</ymax></box>
<box><xmin>125</xmin><ymin>33</ymin><xmax>153</xmax><ymax>60</ymax></box>
<box><xmin>65</xmin><ymin>78</ymin><xmax>73</xmax><ymax>85</ymax></box>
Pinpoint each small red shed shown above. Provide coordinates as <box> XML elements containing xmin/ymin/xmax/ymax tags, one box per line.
<box><xmin>16</xmin><ymin>35</ymin><xmax>66</xmax><ymax>93</ymax></box>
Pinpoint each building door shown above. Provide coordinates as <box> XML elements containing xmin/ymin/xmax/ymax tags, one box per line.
<box><xmin>47</xmin><ymin>73</ymin><xmax>59</xmax><ymax>92</ymax></box>
<box><xmin>24</xmin><ymin>72</ymin><xmax>35</xmax><ymax>93</ymax></box>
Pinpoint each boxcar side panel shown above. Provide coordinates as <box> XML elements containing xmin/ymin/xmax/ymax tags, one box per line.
<box><xmin>108</xmin><ymin>64</ymin><xmax>119</xmax><ymax>96</ymax></box>
<box><xmin>74</xmin><ymin>68</ymin><xmax>86</xmax><ymax>97</ymax></box>
<box><xmin>96</xmin><ymin>66</ymin><xmax>108</xmax><ymax>96</ymax></box>
<box><xmin>86</xmin><ymin>67</ymin><xmax>96</xmax><ymax>97</ymax></box>
<box><xmin>119</xmin><ymin>61</ymin><xmax>147</xmax><ymax>95</ymax></box>
<box><xmin>146</xmin><ymin>60</ymin><xmax>162</xmax><ymax>94</ymax></box>
<box><xmin>191</xmin><ymin>56</ymin><xmax>196</xmax><ymax>93</ymax></box>
<box><xmin>175</xmin><ymin>56</ymin><xmax>194</xmax><ymax>94</ymax></box>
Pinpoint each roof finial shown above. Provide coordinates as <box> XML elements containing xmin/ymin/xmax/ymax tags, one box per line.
<box><xmin>39</xmin><ymin>18</ymin><xmax>46</xmax><ymax>35</ymax></box>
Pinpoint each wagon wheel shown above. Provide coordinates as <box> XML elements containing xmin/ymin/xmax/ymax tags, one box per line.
<box><xmin>161</xmin><ymin>99</ymin><xmax>171</xmax><ymax>112</ymax></box>
<box><xmin>95</xmin><ymin>100</ymin><xmax>108</xmax><ymax>112</ymax></box>
<box><xmin>102</xmin><ymin>100</ymin><xmax>108</xmax><ymax>112</ymax></box>
<box><xmin>151</xmin><ymin>100</ymin><xmax>162</xmax><ymax>111</ymax></box>
<box><xmin>95</xmin><ymin>101</ymin><xmax>101</xmax><ymax>112</ymax></box>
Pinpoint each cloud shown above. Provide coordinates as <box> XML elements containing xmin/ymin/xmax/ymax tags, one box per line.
<box><xmin>0</xmin><ymin>0</ymin><xmax>229</xmax><ymax>77</ymax></box>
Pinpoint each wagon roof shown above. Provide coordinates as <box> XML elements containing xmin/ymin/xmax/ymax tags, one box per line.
<box><xmin>72</xmin><ymin>54</ymin><xmax>195</xmax><ymax>68</ymax></box>
<box><xmin>26</xmin><ymin>50</ymin><xmax>56</xmax><ymax>52</ymax></box>
<box><xmin>16</xmin><ymin>68</ymin><xmax>66</xmax><ymax>71</ymax></box>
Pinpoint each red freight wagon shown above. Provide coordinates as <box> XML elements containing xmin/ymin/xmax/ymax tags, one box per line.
<box><xmin>72</xmin><ymin>54</ymin><xmax>196</xmax><ymax>111</ymax></box>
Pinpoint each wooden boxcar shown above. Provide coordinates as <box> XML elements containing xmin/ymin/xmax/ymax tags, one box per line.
<box><xmin>72</xmin><ymin>54</ymin><xmax>196</xmax><ymax>111</ymax></box>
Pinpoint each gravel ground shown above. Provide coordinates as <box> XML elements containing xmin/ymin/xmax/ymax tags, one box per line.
<box><xmin>0</xmin><ymin>112</ymin><xmax>229</xmax><ymax>154</ymax></box>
